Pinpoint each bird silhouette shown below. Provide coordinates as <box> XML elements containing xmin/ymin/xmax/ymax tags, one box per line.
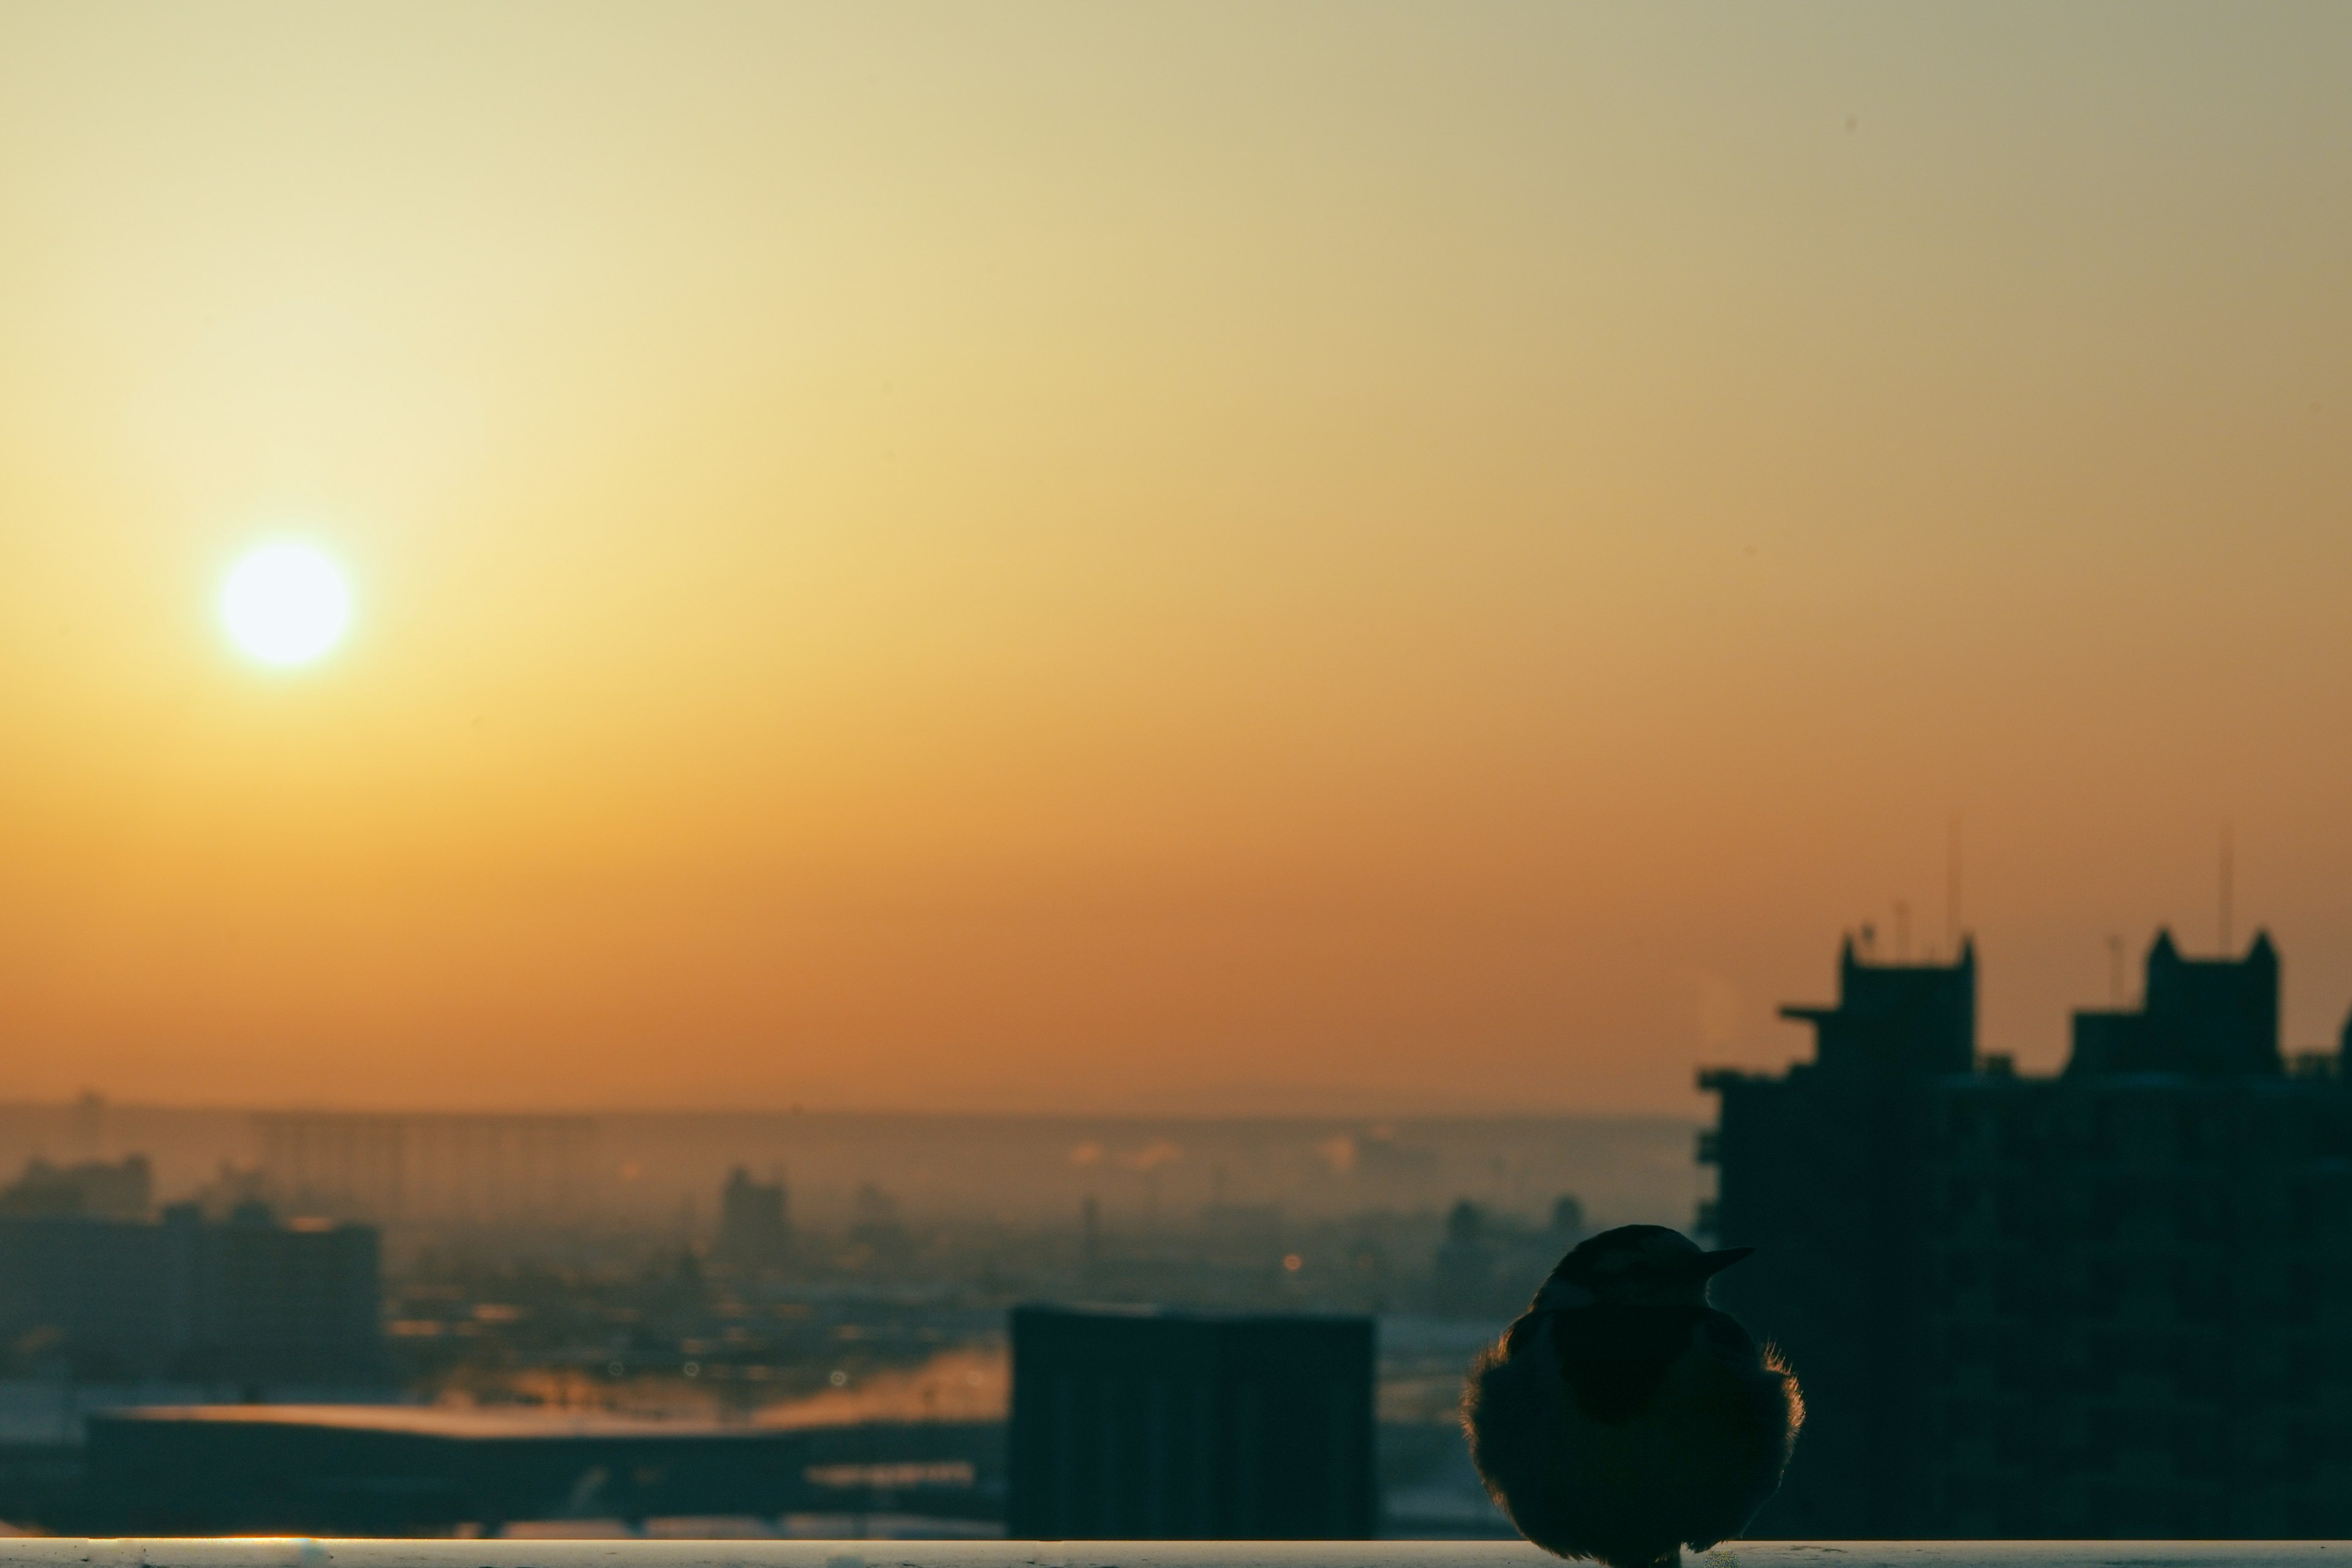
<box><xmin>1461</xmin><ymin>1224</ymin><xmax>1801</xmax><ymax>1568</ymax></box>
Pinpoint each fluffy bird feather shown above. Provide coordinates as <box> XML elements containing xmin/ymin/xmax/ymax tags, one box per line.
<box><xmin>1461</xmin><ymin>1226</ymin><xmax>1802</xmax><ymax>1568</ymax></box>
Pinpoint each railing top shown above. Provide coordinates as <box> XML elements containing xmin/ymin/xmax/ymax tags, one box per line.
<box><xmin>0</xmin><ymin>1544</ymin><xmax>2340</xmax><ymax>1568</ymax></box>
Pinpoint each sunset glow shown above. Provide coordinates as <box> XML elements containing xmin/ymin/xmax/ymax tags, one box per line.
<box><xmin>2</xmin><ymin>6</ymin><xmax>2350</xmax><ymax>1116</ymax></box>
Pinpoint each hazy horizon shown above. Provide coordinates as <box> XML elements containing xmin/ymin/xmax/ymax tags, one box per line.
<box><xmin>0</xmin><ymin>1101</ymin><xmax>1706</xmax><ymax>1231</ymax></box>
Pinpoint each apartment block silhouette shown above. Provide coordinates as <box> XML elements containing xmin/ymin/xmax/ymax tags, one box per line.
<box><xmin>1704</xmin><ymin>931</ymin><xmax>2350</xmax><ymax>1537</ymax></box>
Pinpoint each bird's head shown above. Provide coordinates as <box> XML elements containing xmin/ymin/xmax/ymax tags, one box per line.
<box><xmin>1531</xmin><ymin>1224</ymin><xmax>1754</xmax><ymax>1310</ymax></box>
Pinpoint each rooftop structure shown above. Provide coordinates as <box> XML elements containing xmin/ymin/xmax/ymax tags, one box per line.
<box><xmin>1778</xmin><ymin>937</ymin><xmax>1977</xmax><ymax>1078</ymax></box>
<box><xmin>2068</xmin><ymin>931</ymin><xmax>2282</xmax><ymax>1076</ymax></box>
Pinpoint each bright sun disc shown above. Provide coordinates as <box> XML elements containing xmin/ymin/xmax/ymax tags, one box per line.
<box><xmin>221</xmin><ymin>543</ymin><xmax>351</xmax><ymax>666</ymax></box>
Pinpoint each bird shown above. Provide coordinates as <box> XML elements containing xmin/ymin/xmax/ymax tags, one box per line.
<box><xmin>1461</xmin><ymin>1224</ymin><xmax>1802</xmax><ymax>1568</ymax></box>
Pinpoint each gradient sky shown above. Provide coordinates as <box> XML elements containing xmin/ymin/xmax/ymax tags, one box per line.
<box><xmin>3</xmin><ymin>3</ymin><xmax>2350</xmax><ymax>1114</ymax></box>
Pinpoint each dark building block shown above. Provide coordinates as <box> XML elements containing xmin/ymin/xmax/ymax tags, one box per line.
<box><xmin>0</xmin><ymin>1205</ymin><xmax>382</xmax><ymax>1384</ymax></box>
<box><xmin>1008</xmin><ymin>1305</ymin><xmax>1374</xmax><ymax>1539</ymax></box>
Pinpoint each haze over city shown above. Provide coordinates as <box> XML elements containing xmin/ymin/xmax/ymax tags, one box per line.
<box><xmin>5</xmin><ymin>3</ymin><xmax>2352</xmax><ymax>1116</ymax></box>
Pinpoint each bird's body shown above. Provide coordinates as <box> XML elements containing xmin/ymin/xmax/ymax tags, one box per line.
<box><xmin>1462</xmin><ymin>1226</ymin><xmax>1801</xmax><ymax>1568</ymax></box>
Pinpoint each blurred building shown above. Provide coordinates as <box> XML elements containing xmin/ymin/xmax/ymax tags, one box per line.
<box><xmin>1428</xmin><ymin>1200</ymin><xmax>1496</xmax><ymax>1319</ymax></box>
<box><xmin>1704</xmin><ymin>930</ymin><xmax>2351</xmax><ymax>1538</ymax></box>
<box><xmin>1427</xmin><ymin>1194</ymin><xmax>1586</xmax><ymax>1321</ymax></box>
<box><xmin>0</xmin><ymin>1156</ymin><xmax>152</xmax><ymax>1221</ymax></box>
<box><xmin>1007</xmin><ymin>1304</ymin><xmax>1375</xmax><ymax>1539</ymax></box>
<box><xmin>715</xmin><ymin>1166</ymin><xmax>791</xmax><ymax>1266</ymax></box>
<box><xmin>0</xmin><ymin>1202</ymin><xmax>384</xmax><ymax>1384</ymax></box>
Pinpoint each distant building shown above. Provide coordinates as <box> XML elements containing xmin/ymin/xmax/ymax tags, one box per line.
<box><xmin>1008</xmin><ymin>1305</ymin><xmax>1375</xmax><ymax>1539</ymax></box>
<box><xmin>1430</xmin><ymin>1199</ymin><xmax>1497</xmax><ymax>1319</ymax></box>
<box><xmin>714</xmin><ymin>1166</ymin><xmax>790</xmax><ymax>1266</ymax></box>
<box><xmin>1428</xmin><ymin>1194</ymin><xmax>1588</xmax><ymax>1321</ymax></box>
<box><xmin>1704</xmin><ymin>929</ymin><xmax>2352</xmax><ymax>1538</ymax></box>
<box><xmin>251</xmin><ymin>1111</ymin><xmax>598</xmax><ymax>1225</ymax></box>
<box><xmin>0</xmin><ymin>1202</ymin><xmax>383</xmax><ymax>1384</ymax></box>
<box><xmin>0</xmin><ymin>1156</ymin><xmax>153</xmax><ymax>1221</ymax></box>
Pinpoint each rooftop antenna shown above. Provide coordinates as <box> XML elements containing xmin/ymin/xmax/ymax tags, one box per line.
<box><xmin>1894</xmin><ymin>900</ymin><xmax>1911</xmax><ymax>962</ymax></box>
<box><xmin>2219</xmin><ymin>824</ymin><xmax>2234</xmax><ymax>956</ymax></box>
<box><xmin>1946</xmin><ymin>813</ymin><xmax>1963</xmax><ymax>952</ymax></box>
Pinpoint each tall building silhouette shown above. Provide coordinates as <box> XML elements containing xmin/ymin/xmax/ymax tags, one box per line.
<box><xmin>1704</xmin><ymin>930</ymin><xmax>2350</xmax><ymax>1537</ymax></box>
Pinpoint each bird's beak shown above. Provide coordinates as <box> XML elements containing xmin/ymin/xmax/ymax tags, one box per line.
<box><xmin>1695</xmin><ymin>1246</ymin><xmax>1755</xmax><ymax>1276</ymax></box>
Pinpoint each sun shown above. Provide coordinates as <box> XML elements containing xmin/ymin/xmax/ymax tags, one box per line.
<box><xmin>220</xmin><ymin>542</ymin><xmax>352</xmax><ymax>666</ymax></box>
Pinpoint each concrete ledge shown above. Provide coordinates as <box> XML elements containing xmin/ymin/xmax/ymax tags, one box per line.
<box><xmin>0</xmin><ymin>1544</ymin><xmax>2342</xmax><ymax>1568</ymax></box>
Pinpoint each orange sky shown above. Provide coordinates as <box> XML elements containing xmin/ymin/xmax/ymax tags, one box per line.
<box><xmin>3</xmin><ymin>4</ymin><xmax>2351</xmax><ymax>1114</ymax></box>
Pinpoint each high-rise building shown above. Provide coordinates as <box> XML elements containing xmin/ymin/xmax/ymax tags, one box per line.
<box><xmin>1703</xmin><ymin>930</ymin><xmax>2352</xmax><ymax>1537</ymax></box>
<box><xmin>1007</xmin><ymin>1305</ymin><xmax>1376</xmax><ymax>1539</ymax></box>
